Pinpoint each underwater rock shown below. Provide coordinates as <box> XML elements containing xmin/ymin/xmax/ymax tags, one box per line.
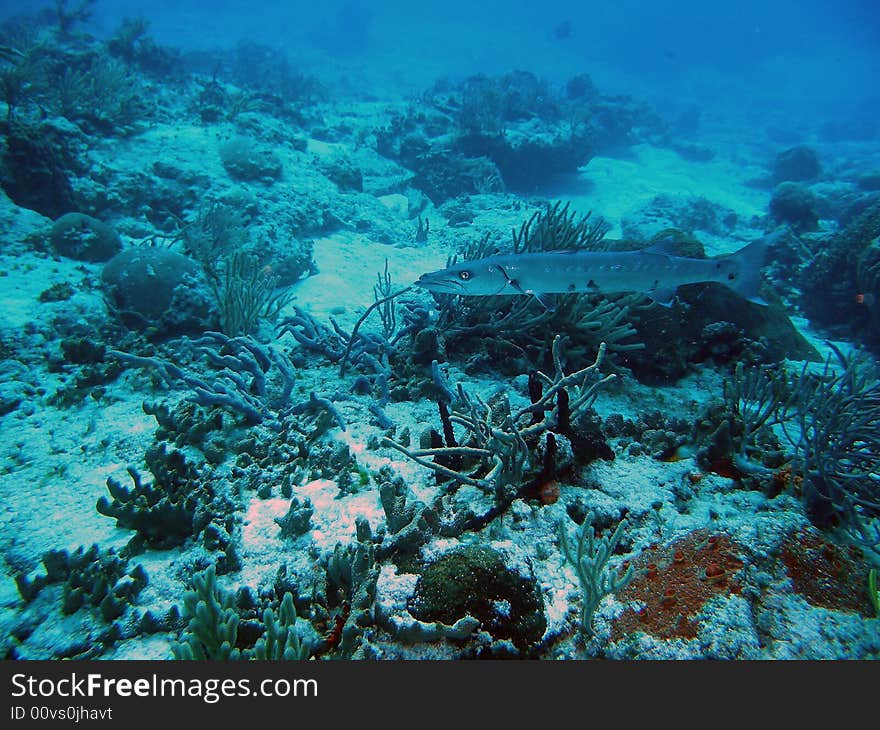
<box><xmin>101</xmin><ymin>247</ymin><xmax>217</xmax><ymax>334</ymax></box>
<box><xmin>195</xmin><ymin>78</ymin><xmax>227</xmax><ymax>124</ymax></box>
<box><xmin>319</xmin><ymin>156</ymin><xmax>363</xmax><ymax>192</ymax></box>
<box><xmin>455</xmin><ymin>121</ymin><xmax>594</xmax><ymax>192</ymax></box>
<box><xmin>769</xmin><ymin>182</ymin><xmax>819</xmax><ymax>231</ymax></box>
<box><xmin>566</xmin><ymin>73</ymin><xmax>599</xmax><ymax>101</ymax></box>
<box><xmin>813</xmin><ymin>186</ymin><xmax>877</xmax><ymax>229</ymax></box>
<box><xmin>219</xmin><ymin>137</ymin><xmax>283</xmax><ymax>182</ymax></box>
<box><xmin>411</xmin><ymin>151</ymin><xmax>503</xmax><ymax>204</ymax></box>
<box><xmin>247</xmin><ymin>235</ymin><xmax>316</xmax><ymax>287</ymax></box>
<box><xmin>800</xmin><ymin>202</ymin><xmax>880</xmax><ymax>352</ymax></box>
<box><xmin>60</xmin><ymin>337</ymin><xmax>106</xmax><ymax>365</ymax></box>
<box><xmin>50</xmin><ymin>212</ymin><xmax>122</xmax><ymax>262</ymax></box>
<box><xmin>408</xmin><ymin>546</ymin><xmax>546</xmax><ymax>652</ymax></box>
<box><xmin>0</xmin><ymin>379</ymin><xmax>29</xmax><ymax>416</ymax></box>
<box><xmin>0</xmin><ymin>120</ymin><xmax>81</xmax><ymax>219</ymax></box>
<box><xmin>772</xmin><ymin>145</ymin><xmax>821</xmax><ymax>183</ymax></box>
<box><xmin>621</xmin><ymin>196</ymin><xmax>737</xmax><ymax>242</ymax></box>
<box><xmin>619</xmin><ymin>283</ymin><xmax>820</xmax><ymax>383</ymax></box>
<box><xmin>38</xmin><ymin>282</ymin><xmax>76</xmax><ymax>302</ymax></box>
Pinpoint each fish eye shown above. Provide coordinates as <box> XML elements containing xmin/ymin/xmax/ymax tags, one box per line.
<box><xmin>459</xmin><ymin>270</ymin><xmax>471</xmax><ymax>281</ymax></box>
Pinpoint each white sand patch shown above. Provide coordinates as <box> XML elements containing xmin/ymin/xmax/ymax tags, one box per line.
<box><xmin>376</xmin><ymin>194</ymin><xmax>410</xmax><ymax>217</ymax></box>
<box><xmin>106</xmin><ymin>124</ymin><xmax>230</xmax><ymax>181</ymax></box>
<box><xmin>549</xmin><ymin>145</ymin><xmax>770</xmax><ymax>255</ymax></box>
<box><xmin>375</xmin><ymin>563</ymin><xmax>419</xmax><ymax>615</ymax></box>
<box><xmin>0</xmin><ymin>384</ymin><xmax>157</xmax><ymax>559</ymax></box>
<box><xmin>306</xmin><ymin>139</ymin><xmax>348</xmax><ymax>158</ymax></box>
<box><xmin>286</xmin><ymin>231</ymin><xmax>447</xmax><ymax>327</ymax></box>
<box><xmin>0</xmin><ymin>254</ymin><xmax>97</xmax><ymax>333</ymax></box>
<box><xmin>242</xmin><ymin>497</ymin><xmax>290</xmax><ymax>546</ymax></box>
<box><xmin>240</xmin><ymin>496</ymin><xmax>291</xmax><ymax>571</ymax></box>
<box><xmin>297</xmin><ymin>479</ymin><xmax>384</xmax><ymax>550</ymax></box>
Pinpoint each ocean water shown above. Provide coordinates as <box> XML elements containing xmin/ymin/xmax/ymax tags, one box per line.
<box><xmin>0</xmin><ymin>0</ymin><xmax>878</xmax><ymax>662</ymax></box>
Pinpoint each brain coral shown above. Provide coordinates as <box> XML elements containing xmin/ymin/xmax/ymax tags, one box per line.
<box><xmin>101</xmin><ymin>247</ymin><xmax>217</xmax><ymax>335</ymax></box>
<box><xmin>51</xmin><ymin>212</ymin><xmax>122</xmax><ymax>262</ymax></box>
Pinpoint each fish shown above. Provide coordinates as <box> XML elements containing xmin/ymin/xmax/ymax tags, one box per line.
<box><xmin>0</xmin><ymin>45</ymin><xmax>24</xmax><ymax>64</ymax></box>
<box><xmin>552</xmin><ymin>20</ymin><xmax>572</xmax><ymax>40</ymax></box>
<box><xmin>415</xmin><ymin>237</ymin><xmax>770</xmax><ymax>307</ymax></box>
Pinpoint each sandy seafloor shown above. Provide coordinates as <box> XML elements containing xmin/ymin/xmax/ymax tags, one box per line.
<box><xmin>0</xmin><ymin>87</ymin><xmax>878</xmax><ymax>661</ymax></box>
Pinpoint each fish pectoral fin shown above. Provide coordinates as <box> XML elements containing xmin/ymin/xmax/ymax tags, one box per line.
<box><xmin>646</xmin><ymin>287</ymin><xmax>677</xmax><ymax>306</ymax></box>
<box><xmin>506</xmin><ymin>277</ymin><xmax>555</xmax><ymax>310</ymax></box>
<box><xmin>531</xmin><ymin>292</ymin><xmax>556</xmax><ymax>311</ymax></box>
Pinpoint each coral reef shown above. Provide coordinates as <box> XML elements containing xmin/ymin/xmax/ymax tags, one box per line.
<box><xmin>50</xmin><ymin>212</ymin><xmax>122</xmax><ymax>262</ymax></box>
<box><xmin>429</xmin><ymin>202</ymin><xmax>644</xmax><ymax>372</ymax></box>
<box><xmin>0</xmin><ymin>4</ymin><xmax>876</xmax><ymax>666</ymax></box>
<box><xmin>558</xmin><ymin>511</ymin><xmax>635</xmax><ymax>636</ymax></box>
<box><xmin>320</xmin><ymin>520</ymin><xmax>380</xmax><ymax>658</ymax></box>
<box><xmin>612</xmin><ymin>529</ymin><xmax>746</xmax><ymax>641</ymax></box>
<box><xmin>96</xmin><ymin>442</ymin><xmax>239</xmax><ymax>568</ymax></box>
<box><xmin>16</xmin><ymin>544</ymin><xmax>147</xmax><ymax>622</ymax></box>
<box><xmin>384</xmin><ymin>336</ymin><xmax>614</xmax><ymax>507</ymax></box>
<box><xmin>219</xmin><ymin>137</ymin><xmax>283</xmax><ymax>182</ymax></box>
<box><xmin>172</xmin><ymin>565</ymin><xmax>315</xmax><ymax>660</ymax></box>
<box><xmin>0</xmin><ymin>120</ymin><xmax>82</xmax><ymax>218</ymax></box>
<box><xmin>102</xmin><ymin>247</ymin><xmax>218</xmax><ymax>335</ymax></box>
<box><xmin>8</xmin><ymin>542</ymin><xmax>151</xmax><ymax>659</ymax></box>
<box><xmin>377</xmin><ymin>72</ymin><xmax>665</xmax><ymax>202</ymax></box>
<box><xmin>800</xmin><ymin>202</ymin><xmax>880</xmax><ymax>352</ymax></box>
<box><xmin>408</xmin><ymin>545</ymin><xmax>546</xmax><ymax>653</ymax></box>
<box><xmin>769</xmin><ymin>182</ymin><xmax>819</xmax><ymax>231</ymax></box>
<box><xmin>699</xmin><ymin>349</ymin><xmax>880</xmax><ymax>546</ymax></box>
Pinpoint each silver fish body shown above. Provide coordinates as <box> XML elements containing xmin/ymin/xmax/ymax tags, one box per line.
<box><xmin>416</xmin><ymin>238</ymin><xmax>769</xmax><ymax>306</ymax></box>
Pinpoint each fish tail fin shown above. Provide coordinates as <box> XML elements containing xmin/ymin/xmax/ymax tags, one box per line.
<box><xmin>726</xmin><ymin>237</ymin><xmax>769</xmax><ymax>306</ymax></box>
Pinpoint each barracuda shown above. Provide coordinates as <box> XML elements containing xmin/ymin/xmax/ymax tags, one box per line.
<box><xmin>415</xmin><ymin>237</ymin><xmax>770</xmax><ymax>307</ymax></box>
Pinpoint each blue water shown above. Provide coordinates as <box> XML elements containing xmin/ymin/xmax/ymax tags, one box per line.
<box><xmin>3</xmin><ymin>0</ymin><xmax>877</xmax><ymax>116</ymax></box>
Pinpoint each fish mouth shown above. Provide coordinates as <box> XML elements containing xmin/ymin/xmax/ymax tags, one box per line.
<box><xmin>415</xmin><ymin>271</ymin><xmax>464</xmax><ymax>294</ymax></box>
